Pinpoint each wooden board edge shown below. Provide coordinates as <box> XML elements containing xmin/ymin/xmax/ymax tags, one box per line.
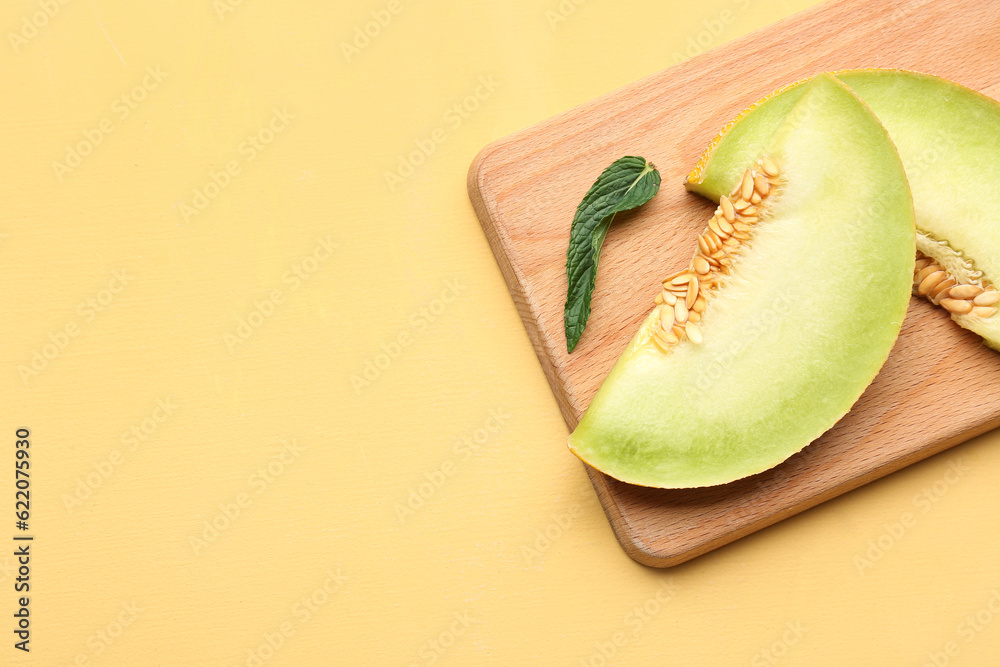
<box><xmin>583</xmin><ymin>465</ymin><xmax>660</xmax><ymax>566</ymax></box>
<box><xmin>467</xmin><ymin>143</ymin><xmax>580</xmax><ymax>426</ymax></box>
<box><xmin>469</xmin><ymin>144</ymin><xmax>636</xmax><ymax>553</ymax></box>
<box><xmin>612</xmin><ymin>413</ymin><xmax>1000</xmax><ymax>568</ymax></box>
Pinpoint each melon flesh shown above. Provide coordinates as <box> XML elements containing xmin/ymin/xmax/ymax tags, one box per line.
<box><xmin>568</xmin><ymin>74</ymin><xmax>915</xmax><ymax>489</ymax></box>
<box><xmin>686</xmin><ymin>69</ymin><xmax>1000</xmax><ymax>348</ymax></box>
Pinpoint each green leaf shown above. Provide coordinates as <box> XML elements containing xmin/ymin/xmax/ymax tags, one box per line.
<box><xmin>564</xmin><ymin>156</ymin><xmax>661</xmax><ymax>352</ymax></box>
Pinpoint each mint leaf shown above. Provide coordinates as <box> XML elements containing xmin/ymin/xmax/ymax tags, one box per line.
<box><xmin>564</xmin><ymin>156</ymin><xmax>661</xmax><ymax>352</ymax></box>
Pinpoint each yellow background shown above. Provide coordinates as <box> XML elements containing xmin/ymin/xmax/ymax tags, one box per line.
<box><xmin>2</xmin><ymin>0</ymin><xmax>999</xmax><ymax>664</ymax></box>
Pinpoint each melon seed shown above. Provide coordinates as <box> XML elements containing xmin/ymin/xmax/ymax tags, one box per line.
<box><xmin>671</xmin><ymin>274</ymin><xmax>692</xmax><ymax>286</ymax></box>
<box><xmin>973</xmin><ymin>306</ymin><xmax>998</xmax><ymax>318</ymax></box>
<box><xmin>649</xmin><ymin>157</ymin><xmax>780</xmax><ymax>352</ymax></box>
<box><xmin>761</xmin><ymin>155</ymin><xmax>779</xmax><ymax>176</ymax></box>
<box><xmin>740</xmin><ymin>170</ymin><xmax>754</xmax><ymax>200</ymax></box>
<box><xmin>686</xmin><ymin>322</ymin><xmax>703</xmax><ymax>344</ymax></box>
<box><xmin>674</xmin><ymin>300</ymin><xmax>689</xmax><ymax>324</ymax></box>
<box><xmin>941</xmin><ymin>298</ymin><xmax>974</xmax><ymax>315</ymax></box>
<box><xmin>917</xmin><ymin>271</ymin><xmax>946</xmax><ymax>295</ymax></box>
<box><xmin>709</xmin><ymin>217</ymin><xmax>728</xmax><ymax>239</ymax></box>
<box><xmin>974</xmin><ymin>291</ymin><xmax>1000</xmax><ymax>307</ymax></box>
<box><xmin>686</xmin><ymin>277</ymin><xmax>700</xmax><ymax>309</ymax></box>
<box><xmin>660</xmin><ymin>305</ymin><xmax>675</xmax><ymax>328</ymax></box>
<box><xmin>914</xmin><ymin>265</ymin><xmax>939</xmax><ymax>284</ymax></box>
<box><xmin>720</xmin><ymin>196</ymin><xmax>736</xmax><ymax>222</ymax></box>
<box><xmin>929</xmin><ymin>277</ymin><xmax>956</xmax><ymax>304</ymax></box>
<box><xmin>912</xmin><ymin>251</ymin><xmax>998</xmax><ymax>319</ymax></box>
<box><xmin>948</xmin><ymin>284</ymin><xmax>983</xmax><ymax>299</ymax></box>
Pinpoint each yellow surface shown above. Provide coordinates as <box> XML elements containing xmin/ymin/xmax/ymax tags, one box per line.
<box><xmin>3</xmin><ymin>0</ymin><xmax>1000</xmax><ymax>665</ymax></box>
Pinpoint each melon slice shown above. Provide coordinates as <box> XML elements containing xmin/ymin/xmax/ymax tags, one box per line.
<box><xmin>568</xmin><ymin>74</ymin><xmax>915</xmax><ymax>489</ymax></box>
<box><xmin>686</xmin><ymin>69</ymin><xmax>1000</xmax><ymax>349</ymax></box>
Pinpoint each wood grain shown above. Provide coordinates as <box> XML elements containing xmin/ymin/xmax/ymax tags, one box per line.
<box><xmin>467</xmin><ymin>0</ymin><xmax>1000</xmax><ymax>567</ymax></box>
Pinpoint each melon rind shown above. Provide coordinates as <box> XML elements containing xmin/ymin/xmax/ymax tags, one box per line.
<box><xmin>568</xmin><ymin>74</ymin><xmax>915</xmax><ymax>489</ymax></box>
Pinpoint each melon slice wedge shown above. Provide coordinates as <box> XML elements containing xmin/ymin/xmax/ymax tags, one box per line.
<box><xmin>568</xmin><ymin>74</ymin><xmax>915</xmax><ymax>489</ymax></box>
<box><xmin>686</xmin><ymin>69</ymin><xmax>1000</xmax><ymax>349</ymax></box>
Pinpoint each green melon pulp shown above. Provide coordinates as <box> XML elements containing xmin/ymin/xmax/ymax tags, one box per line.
<box><xmin>568</xmin><ymin>75</ymin><xmax>915</xmax><ymax>489</ymax></box>
<box><xmin>686</xmin><ymin>69</ymin><xmax>1000</xmax><ymax>349</ymax></box>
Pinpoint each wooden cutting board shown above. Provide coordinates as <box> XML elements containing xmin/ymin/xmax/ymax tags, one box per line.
<box><xmin>467</xmin><ymin>0</ymin><xmax>1000</xmax><ymax>567</ymax></box>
